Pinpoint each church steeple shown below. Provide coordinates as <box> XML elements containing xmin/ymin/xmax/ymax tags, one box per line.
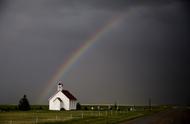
<box><xmin>57</xmin><ymin>81</ymin><xmax>63</xmax><ymax>91</ymax></box>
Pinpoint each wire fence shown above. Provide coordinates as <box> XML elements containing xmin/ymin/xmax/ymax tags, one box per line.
<box><xmin>0</xmin><ymin>110</ymin><xmax>129</xmax><ymax>124</ymax></box>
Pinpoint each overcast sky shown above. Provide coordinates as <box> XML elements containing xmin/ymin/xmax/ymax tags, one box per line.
<box><xmin>0</xmin><ymin>0</ymin><xmax>189</xmax><ymax>105</ymax></box>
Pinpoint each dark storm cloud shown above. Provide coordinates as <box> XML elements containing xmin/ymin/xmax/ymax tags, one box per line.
<box><xmin>0</xmin><ymin>0</ymin><xmax>6</xmax><ymax>13</ymax></box>
<box><xmin>50</xmin><ymin>0</ymin><xmax>189</xmax><ymax>10</ymax></box>
<box><xmin>64</xmin><ymin>1</ymin><xmax>190</xmax><ymax>104</ymax></box>
<box><xmin>0</xmin><ymin>0</ymin><xmax>189</xmax><ymax>105</ymax></box>
<box><xmin>0</xmin><ymin>0</ymin><xmax>6</xmax><ymax>7</ymax></box>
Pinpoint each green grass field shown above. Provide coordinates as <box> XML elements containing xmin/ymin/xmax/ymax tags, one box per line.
<box><xmin>0</xmin><ymin>105</ymin><xmax>168</xmax><ymax>124</ymax></box>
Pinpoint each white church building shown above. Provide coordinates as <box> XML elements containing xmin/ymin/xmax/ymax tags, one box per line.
<box><xmin>49</xmin><ymin>83</ymin><xmax>77</xmax><ymax>111</ymax></box>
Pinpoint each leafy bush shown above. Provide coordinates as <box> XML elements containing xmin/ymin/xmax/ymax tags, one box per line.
<box><xmin>76</xmin><ymin>103</ymin><xmax>81</xmax><ymax>110</ymax></box>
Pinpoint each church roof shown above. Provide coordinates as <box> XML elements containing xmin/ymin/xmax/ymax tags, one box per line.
<box><xmin>49</xmin><ymin>89</ymin><xmax>77</xmax><ymax>101</ymax></box>
<box><xmin>62</xmin><ymin>90</ymin><xmax>77</xmax><ymax>100</ymax></box>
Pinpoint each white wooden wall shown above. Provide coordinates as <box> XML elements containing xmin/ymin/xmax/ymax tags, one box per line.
<box><xmin>49</xmin><ymin>91</ymin><xmax>70</xmax><ymax>110</ymax></box>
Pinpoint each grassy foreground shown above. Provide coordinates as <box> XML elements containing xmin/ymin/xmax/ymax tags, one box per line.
<box><xmin>0</xmin><ymin>105</ymin><xmax>168</xmax><ymax>124</ymax></box>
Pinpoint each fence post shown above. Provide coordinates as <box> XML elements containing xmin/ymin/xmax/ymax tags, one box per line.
<box><xmin>56</xmin><ymin>115</ymin><xmax>58</xmax><ymax>120</ymax></box>
<box><xmin>81</xmin><ymin>112</ymin><xmax>84</xmax><ymax>119</ymax></box>
<box><xmin>70</xmin><ymin>114</ymin><xmax>72</xmax><ymax>119</ymax></box>
<box><xmin>35</xmin><ymin>116</ymin><xmax>38</xmax><ymax>124</ymax></box>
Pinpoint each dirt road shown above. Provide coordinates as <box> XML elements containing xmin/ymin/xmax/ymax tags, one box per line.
<box><xmin>121</xmin><ymin>107</ymin><xmax>190</xmax><ymax>124</ymax></box>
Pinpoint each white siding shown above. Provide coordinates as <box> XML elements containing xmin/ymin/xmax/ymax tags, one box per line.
<box><xmin>69</xmin><ymin>100</ymin><xmax>77</xmax><ymax>110</ymax></box>
<box><xmin>49</xmin><ymin>91</ymin><xmax>77</xmax><ymax>110</ymax></box>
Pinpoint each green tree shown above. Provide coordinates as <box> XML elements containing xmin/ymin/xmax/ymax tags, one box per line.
<box><xmin>18</xmin><ymin>95</ymin><xmax>31</xmax><ymax>111</ymax></box>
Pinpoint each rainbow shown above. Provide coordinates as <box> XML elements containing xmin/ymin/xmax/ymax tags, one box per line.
<box><xmin>37</xmin><ymin>14</ymin><xmax>124</xmax><ymax>104</ymax></box>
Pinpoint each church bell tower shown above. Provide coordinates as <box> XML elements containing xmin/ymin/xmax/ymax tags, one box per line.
<box><xmin>57</xmin><ymin>82</ymin><xmax>63</xmax><ymax>91</ymax></box>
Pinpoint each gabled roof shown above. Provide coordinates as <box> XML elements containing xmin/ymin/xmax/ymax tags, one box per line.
<box><xmin>62</xmin><ymin>90</ymin><xmax>77</xmax><ymax>100</ymax></box>
<box><xmin>49</xmin><ymin>90</ymin><xmax>77</xmax><ymax>101</ymax></box>
<box><xmin>48</xmin><ymin>91</ymin><xmax>59</xmax><ymax>101</ymax></box>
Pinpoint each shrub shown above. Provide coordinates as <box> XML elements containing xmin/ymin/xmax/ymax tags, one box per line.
<box><xmin>76</xmin><ymin>103</ymin><xmax>81</xmax><ymax>110</ymax></box>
